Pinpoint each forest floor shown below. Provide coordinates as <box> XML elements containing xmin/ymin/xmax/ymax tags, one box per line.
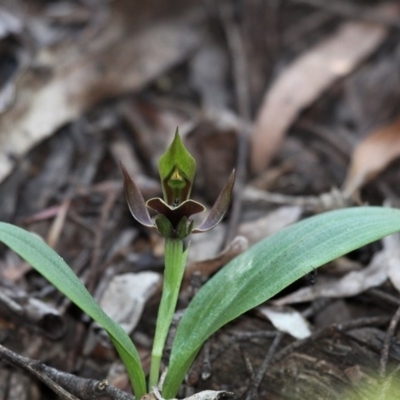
<box><xmin>1</xmin><ymin>0</ymin><xmax>400</xmax><ymax>399</ymax></box>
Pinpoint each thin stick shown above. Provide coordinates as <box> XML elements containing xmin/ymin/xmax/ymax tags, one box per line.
<box><xmin>380</xmin><ymin>305</ymin><xmax>400</xmax><ymax>379</ymax></box>
<box><xmin>287</xmin><ymin>0</ymin><xmax>400</xmax><ymax>28</ymax></box>
<box><xmin>246</xmin><ymin>332</ymin><xmax>283</xmax><ymax>400</ymax></box>
<box><xmin>273</xmin><ymin>316</ymin><xmax>390</xmax><ymax>364</ymax></box>
<box><xmin>0</xmin><ymin>343</ymin><xmax>134</xmax><ymax>400</ymax></box>
<box><xmin>0</xmin><ymin>344</ymin><xmax>80</xmax><ymax>400</ymax></box>
<box><xmin>87</xmin><ymin>188</ymin><xmax>119</xmax><ymax>293</ymax></box>
<box><xmin>210</xmin><ymin>331</ymin><xmax>277</xmax><ymax>362</ymax></box>
<box><xmin>219</xmin><ymin>2</ymin><xmax>251</xmax><ymax>246</ymax></box>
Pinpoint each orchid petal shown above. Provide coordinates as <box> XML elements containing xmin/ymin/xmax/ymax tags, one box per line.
<box><xmin>147</xmin><ymin>198</ymin><xmax>205</xmax><ymax>229</ymax></box>
<box><xmin>146</xmin><ymin>198</ymin><xmax>172</xmax><ymax>215</ymax></box>
<box><xmin>193</xmin><ymin>169</ymin><xmax>236</xmax><ymax>233</ymax></box>
<box><xmin>121</xmin><ymin>163</ymin><xmax>154</xmax><ymax>228</ymax></box>
<box><xmin>177</xmin><ymin>199</ymin><xmax>206</xmax><ymax>216</ymax></box>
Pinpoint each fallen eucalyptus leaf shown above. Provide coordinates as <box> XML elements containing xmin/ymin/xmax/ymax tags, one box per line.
<box><xmin>343</xmin><ymin>115</ymin><xmax>400</xmax><ymax>196</ymax></box>
<box><xmin>251</xmin><ymin>8</ymin><xmax>394</xmax><ymax>174</ymax></box>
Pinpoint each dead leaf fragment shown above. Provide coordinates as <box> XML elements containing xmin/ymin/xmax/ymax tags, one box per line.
<box><xmin>343</xmin><ymin>115</ymin><xmax>400</xmax><ymax>196</ymax></box>
<box><xmin>257</xmin><ymin>305</ymin><xmax>311</xmax><ymax>339</ymax></box>
<box><xmin>238</xmin><ymin>205</ymin><xmax>302</xmax><ymax>245</ymax></box>
<box><xmin>98</xmin><ymin>272</ymin><xmax>161</xmax><ymax>334</ymax></box>
<box><xmin>184</xmin><ymin>235</ymin><xmax>248</xmax><ymax>287</ymax></box>
<box><xmin>251</xmin><ymin>18</ymin><xmax>389</xmax><ymax>174</ymax></box>
<box><xmin>0</xmin><ymin>7</ymin><xmax>22</xmax><ymax>39</ymax></box>
<box><xmin>152</xmin><ymin>387</ymin><xmax>233</xmax><ymax>400</ymax></box>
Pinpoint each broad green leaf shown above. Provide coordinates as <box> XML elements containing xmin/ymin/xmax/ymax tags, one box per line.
<box><xmin>163</xmin><ymin>206</ymin><xmax>400</xmax><ymax>398</ymax></box>
<box><xmin>0</xmin><ymin>223</ymin><xmax>146</xmax><ymax>399</ymax></box>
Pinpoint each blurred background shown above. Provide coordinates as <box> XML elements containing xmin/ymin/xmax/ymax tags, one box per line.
<box><xmin>1</xmin><ymin>0</ymin><xmax>400</xmax><ymax>399</ymax></box>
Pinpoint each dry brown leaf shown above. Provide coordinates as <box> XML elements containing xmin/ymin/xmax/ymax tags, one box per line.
<box><xmin>0</xmin><ymin>6</ymin><xmax>205</xmax><ymax>184</ymax></box>
<box><xmin>343</xmin><ymin>115</ymin><xmax>400</xmax><ymax>196</ymax></box>
<box><xmin>250</xmin><ymin>5</ymin><xmax>399</xmax><ymax>174</ymax></box>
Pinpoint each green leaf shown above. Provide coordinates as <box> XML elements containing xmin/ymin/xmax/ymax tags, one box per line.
<box><xmin>159</xmin><ymin>129</ymin><xmax>196</xmax><ymax>205</ymax></box>
<box><xmin>0</xmin><ymin>223</ymin><xmax>147</xmax><ymax>399</ymax></box>
<box><xmin>163</xmin><ymin>206</ymin><xmax>400</xmax><ymax>398</ymax></box>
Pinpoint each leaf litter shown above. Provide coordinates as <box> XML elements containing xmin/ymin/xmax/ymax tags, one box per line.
<box><xmin>251</xmin><ymin>3</ymin><xmax>398</xmax><ymax>174</ymax></box>
<box><xmin>2</xmin><ymin>0</ymin><xmax>400</xmax><ymax>399</ymax></box>
<box><xmin>343</xmin><ymin>115</ymin><xmax>400</xmax><ymax>196</ymax></box>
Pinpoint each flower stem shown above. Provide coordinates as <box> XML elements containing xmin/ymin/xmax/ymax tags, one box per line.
<box><xmin>149</xmin><ymin>238</ymin><xmax>188</xmax><ymax>390</ymax></box>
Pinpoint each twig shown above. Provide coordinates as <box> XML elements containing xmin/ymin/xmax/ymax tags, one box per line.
<box><xmin>210</xmin><ymin>331</ymin><xmax>277</xmax><ymax>362</ymax></box>
<box><xmin>287</xmin><ymin>0</ymin><xmax>400</xmax><ymax>28</ymax></box>
<box><xmin>0</xmin><ymin>291</ymin><xmax>23</xmax><ymax>315</ymax></box>
<box><xmin>87</xmin><ymin>188</ymin><xmax>119</xmax><ymax>293</ymax></box>
<box><xmin>380</xmin><ymin>305</ymin><xmax>400</xmax><ymax>379</ymax></box>
<box><xmin>246</xmin><ymin>332</ymin><xmax>283</xmax><ymax>400</ymax></box>
<box><xmin>378</xmin><ymin>364</ymin><xmax>400</xmax><ymax>400</ymax></box>
<box><xmin>368</xmin><ymin>288</ymin><xmax>400</xmax><ymax>307</ymax></box>
<box><xmin>273</xmin><ymin>316</ymin><xmax>390</xmax><ymax>364</ymax></box>
<box><xmin>296</xmin><ymin>119</ymin><xmax>352</xmax><ymax>159</ymax></box>
<box><xmin>335</xmin><ymin>316</ymin><xmax>390</xmax><ymax>331</ymax></box>
<box><xmin>47</xmin><ymin>198</ymin><xmax>71</xmax><ymax>248</ymax></box>
<box><xmin>68</xmin><ymin>210</ymin><xmax>97</xmax><ymax>234</ymax></box>
<box><xmin>0</xmin><ymin>344</ymin><xmax>134</xmax><ymax>400</ymax></box>
<box><xmin>0</xmin><ymin>344</ymin><xmax>80</xmax><ymax>400</ymax></box>
<box><xmin>243</xmin><ymin>186</ymin><xmax>351</xmax><ymax>211</ymax></box>
<box><xmin>282</xmin><ymin>10</ymin><xmax>333</xmax><ymax>45</ymax></box>
<box><xmin>218</xmin><ymin>1</ymin><xmax>251</xmax><ymax>246</ymax></box>
<box><xmin>201</xmin><ymin>341</ymin><xmax>212</xmax><ymax>380</ymax></box>
<box><xmin>301</xmin><ymin>298</ymin><xmax>332</xmax><ymax>319</ymax></box>
<box><xmin>240</xmin><ymin>346</ymin><xmax>255</xmax><ymax>384</ymax></box>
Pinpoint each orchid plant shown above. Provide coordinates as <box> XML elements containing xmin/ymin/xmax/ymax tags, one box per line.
<box><xmin>1</xmin><ymin>130</ymin><xmax>400</xmax><ymax>399</ymax></box>
<box><xmin>121</xmin><ymin>131</ymin><xmax>235</xmax><ymax>388</ymax></box>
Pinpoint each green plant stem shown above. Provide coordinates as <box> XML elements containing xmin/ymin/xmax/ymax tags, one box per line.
<box><xmin>149</xmin><ymin>238</ymin><xmax>188</xmax><ymax>390</ymax></box>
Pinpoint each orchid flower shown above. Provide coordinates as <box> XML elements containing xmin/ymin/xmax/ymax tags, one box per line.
<box><xmin>121</xmin><ymin>130</ymin><xmax>235</xmax><ymax>239</ymax></box>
